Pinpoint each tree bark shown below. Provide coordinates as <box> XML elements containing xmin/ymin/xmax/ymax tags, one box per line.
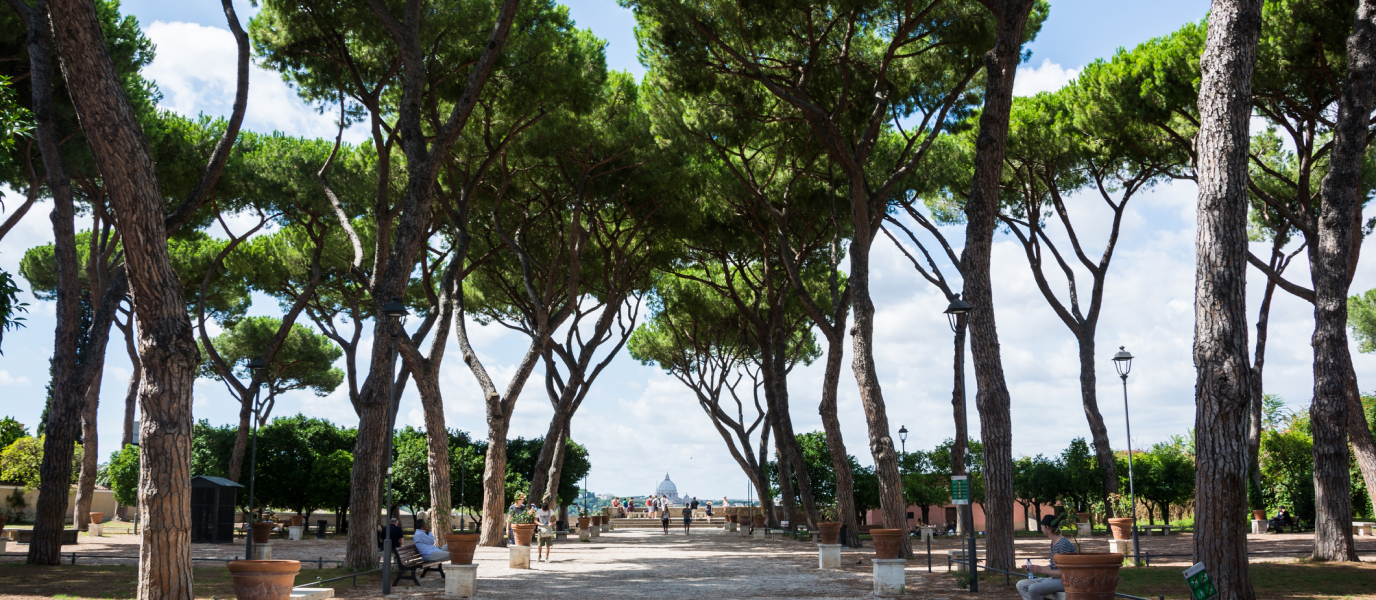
<box><xmin>960</xmin><ymin>0</ymin><xmax>1037</xmax><ymax>572</ymax></box>
<box><xmin>1345</xmin><ymin>353</ymin><xmax>1376</xmax><ymax>517</ymax></box>
<box><xmin>22</xmin><ymin>0</ymin><xmax>85</xmax><ymax>565</ymax></box>
<box><xmin>845</xmin><ymin>173</ymin><xmax>910</xmax><ymax>558</ymax></box>
<box><xmin>1307</xmin><ymin>0</ymin><xmax>1376</xmax><ymax>562</ymax></box>
<box><xmin>228</xmin><ymin>401</ymin><xmax>252</xmax><ymax>482</ymax></box>
<box><xmin>73</xmin><ymin>367</ymin><xmax>104</xmax><ymax>531</ymax></box>
<box><xmin>47</xmin><ymin>1</ymin><xmax>214</xmax><ymax>596</ymax></box>
<box><xmin>1191</xmin><ymin>0</ymin><xmax>1263</xmax><ymax>594</ymax></box>
<box><xmin>818</xmin><ymin>331</ymin><xmax>861</xmax><ymax>547</ymax></box>
<box><xmin>1075</xmin><ymin>335</ymin><xmax>1119</xmax><ymax>516</ymax></box>
<box><xmin>1247</xmin><ymin>242</ymin><xmax>1282</xmax><ymax>506</ymax></box>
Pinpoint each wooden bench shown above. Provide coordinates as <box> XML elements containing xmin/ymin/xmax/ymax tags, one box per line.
<box><xmin>1139</xmin><ymin>524</ymin><xmax>1172</xmax><ymax>536</ymax></box>
<box><xmin>391</xmin><ymin>544</ymin><xmax>445</xmax><ymax>587</ymax></box>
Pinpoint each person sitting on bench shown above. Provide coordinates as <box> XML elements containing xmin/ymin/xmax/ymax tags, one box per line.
<box><xmin>412</xmin><ymin>520</ymin><xmax>450</xmax><ymax>563</ymax></box>
<box><xmin>1017</xmin><ymin>514</ymin><xmax>1076</xmax><ymax>600</ymax></box>
<box><xmin>1268</xmin><ymin>508</ymin><xmax>1294</xmax><ymax>532</ymax></box>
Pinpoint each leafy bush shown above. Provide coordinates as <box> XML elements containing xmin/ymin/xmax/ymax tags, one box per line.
<box><xmin>107</xmin><ymin>444</ymin><xmax>140</xmax><ymax>507</ymax></box>
<box><xmin>0</xmin><ymin>435</ymin><xmax>81</xmax><ymax>487</ymax></box>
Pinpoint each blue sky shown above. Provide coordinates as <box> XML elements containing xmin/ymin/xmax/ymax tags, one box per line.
<box><xmin>4</xmin><ymin>0</ymin><xmax>1372</xmax><ymax>501</ymax></box>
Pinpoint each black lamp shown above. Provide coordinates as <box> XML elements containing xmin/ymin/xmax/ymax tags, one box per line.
<box><xmin>1113</xmin><ymin>346</ymin><xmax>1133</xmax><ymax>378</ymax></box>
<box><xmin>944</xmin><ymin>294</ymin><xmax>971</xmax><ymax>333</ymax></box>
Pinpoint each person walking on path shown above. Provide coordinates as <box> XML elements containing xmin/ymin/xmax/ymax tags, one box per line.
<box><xmin>682</xmin><ymin>504</ymin><xmax>692</xmax><ymax>535</ymax></box>
<box><xmin>1017</xmin><ymin>515</ymin><xmax>1076</xmax><ymax>600</ymax></box>
<box><xmin>535</xmin><ymin>501</ymin><xmax>556</xmax><ymax>563</ymax></box>
<box><xmin>412</xmin><ymin>520</ymin><xmax>451</xmax><ymax>562</ymax></box>
<box><xmin>660</xmin><ymin>496</ymin><xmax>671</xmax><ymax>534</ymax></box>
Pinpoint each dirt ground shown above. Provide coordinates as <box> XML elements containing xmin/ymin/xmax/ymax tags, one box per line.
<box><xmin>3</xmin><ymin>525</ymin><xmax>1376</xmax><ymax>598</ymax></box>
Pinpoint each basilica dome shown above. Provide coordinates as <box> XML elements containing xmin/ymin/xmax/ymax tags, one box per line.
<box><xmin>656</xmin><ymin>473</ymin><xmax>679</xmax><ymax>502</ymax></box>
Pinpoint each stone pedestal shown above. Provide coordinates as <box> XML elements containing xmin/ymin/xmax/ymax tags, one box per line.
<box><xmin>1107</xmin><ymin>538</ymin><xmax>1135</xmax><ymax>555</ymax></box>
<box><xmin>289</xmin><ymin>588</ymin><xmax>334</xmax><ymax>600</ymax></box>
<box><xmin>578</xmin><ymin>529</ymin><xmax>591</xmax><ymax>542</ymax></box>
<box><xmin>509</xmin><ymin>545</ymin><xmax>531</xmax><ymax>569</ymax></box>
<box><xmin>1027</xmin><ymin>518</ymin><xmax>1040</xmax><ymax>532</ymax></box>
<box><xmin>738</xmin><ymin>525</ymin><xmax>750</xmax><ymax>537</ymax></box>
<box><xmin>753</xmin><ymin>529</ymin><xmax>765</xmax><ymax>540</ymax></box>
<box><xmin>89</xmin><ymin>523</ymin><xmax>103</xmax><ymax>537</ymax></box>
<box><xmin>1251</xmin><ymin>519</ymin><xmax>1266</xmax><ymax>535</ymax></box>
<box><xmin>590</xmin><ymin>526</ymin><xmax>600</xmax><ymax>538</ymax></box>
<box><xmin>919</xmin><ymin>526</ymin><xmax>934</xmax><ymax>542</ymax></box>
<box><xmin>556</xmin><ymin>530</ymin><xmax>568</xmax><ymax>541</ymax></box>
<box><xmin>818</xmin><ymin>544</ymin><xmax>841</xmax><ymax>569</ymax></box>
<box><xmin>872</xmin><ymin>558</ymin><xmax>906</xmax><ymax>595</ymax></box>
<box><xmin>251</xmin><ymin>543</ymin><xmax>272</xmax><ymax>560</ymax></box>
<box><xmin>1077</xmin><ymin>522</ymin><xmax>1092</xmax><ymax>537</ymax></box>
<box><xmin>288</xmin><ymin>526</ymin><xmax>304</xmax><ymax>540</ymax></box>
<box><xmin>727</xmin><ymin>523</ymin><xmax>737</xmax><ymax>532</ymax></box>
<box><xmin>600</xmin><ymin>523</ymin><xmax>609</xmax><ymax>533</ymax></box>
<box><xmin>443</xmin><ymin>564</ymin><xmax>478</xmax><ymax>597</ymax></box>
<box><xmin>0</xmin><ymin>538</ymin><xmax>7</xmax><ymax>553</ymax></box>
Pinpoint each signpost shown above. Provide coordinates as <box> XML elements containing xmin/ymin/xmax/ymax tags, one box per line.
<box><xmin>950</xmin><ymin>475</ymin><xmax>970</xmax><ymax>505</ymax></box>
<box><xmin>950</xmin><ymin>475</ymin><xmax>974</xmax><ymax>591</ymax></box>
<box><xmin>1183</xmin><ymin>563</ymin><xmax>1218</xmax><ymax>600</ymax></box>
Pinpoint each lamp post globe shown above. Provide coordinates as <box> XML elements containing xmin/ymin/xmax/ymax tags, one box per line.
<box><xmin>898</xmin><ymin>425</ymin><xmax>908</xmax><ymax>454</ymax></box>
<box><xmin>1112</xmin><ymin>346</ymin><xmax>1140</xmax><ymax>566</ymax></box>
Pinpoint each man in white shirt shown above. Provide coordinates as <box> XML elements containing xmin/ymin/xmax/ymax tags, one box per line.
<box><xmin>534</xmin><ymin>502</ymin><xmax>556</xmax><ymax>563</ymax></box>
<box><xmin>412</xmin><ymin>521</ymin><xmax>449</xmax><ymax>563</ymax></box>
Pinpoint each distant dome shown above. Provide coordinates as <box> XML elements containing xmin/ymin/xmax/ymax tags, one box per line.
<box><xmin>656</xmin><ymin>474</ymin><xmax>679</xmax><ymax>501</ymax></box>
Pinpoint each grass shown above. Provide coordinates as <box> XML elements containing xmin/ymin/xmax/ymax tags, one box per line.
<box><xmin>0</xmin><ymin>563</ymin><xmax>383</xmax><ymax>599</ymax></box>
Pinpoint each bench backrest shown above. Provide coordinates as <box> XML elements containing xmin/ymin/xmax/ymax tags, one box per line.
<box><xmin>394</xmin><ymin>544</ymin><xmax>424</xmax><ymax>568</ymax></box>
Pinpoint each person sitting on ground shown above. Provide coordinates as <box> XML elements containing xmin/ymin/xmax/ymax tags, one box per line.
<box><xmin>535</xmin><ymin>501</ymin><xmax>556</xmax><ymax>563</ymax></box>
<box><xmin>411</xmin><ymin>520</ymin><xmax>450</xmax><ymax>563</ymax></box>
<box><xmin>377</xmin><ymin>517</ymin><xmax>403</xmax><ymax>551</ymax></box>
<box><xmin>1016</xmin><ymin>514</ymin><xmax>1076</xmax><ymax>600</ymax></box>
<box><xmin>682</xmin><ymin>503</ymin><xmax>692</xmax><ymax>535</ymax></box>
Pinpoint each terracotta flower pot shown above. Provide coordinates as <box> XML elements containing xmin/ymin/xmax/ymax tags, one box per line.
<box><xmin>577</xmin><ymin>517</ymin><xmax>591</xmax><ymax>530</ymax></box>
<box><xmin>512</xmin><ymin>524</ymin><xmax>537</xmax><ymax>546</ymax></box>
<box><xmin>445</xmin><ymin>533</ymin><xmax>479</xmax><ymax>565</ymax></box>
<box><xmin>289</xmin><ymin>515</ymin><xmax>303</xmax><ymax>527</ymax></box>
<box><xmin>252</xmin><ymin>522</ymin><xmax>276</xmax><ymax>544</ymax></box>
<box><xmin>870</xmin><ymin>529</ymin><xmax>903</xmax><ymax>559</ymax></box>
<box><xmin>228</xmin><ymin>559</ymin><xmax>300</xmax><ymax>600</ymax></box>
<box><xmin>752</xmin><ymin>515</ymin><xmax>766</xmax><ymax>528</ymax></box>
<box><xmin>1076</xmin><ymin>512</ymin><xmax>1091</xmax><ymax>523</ymax></box>
<box><xmin>727</xmin><ymin>515</ymin><xmax>737</xmax><ymax>524</ymax></box>
<box><xmin>1056</xmin><ymin>552</ymin><xmax>1123</xmax><ymax>600</ymax></box>
<box><xmin>89</xmin><ymin>512</ymin><xmax>104</xmax><ymax>525</ymax></box>
<box><xmin>1252</xmin><ymin>510</ymin><xmax>1266</xmax><ymax>521</ymax></box>
<box><xmin>818</xmin><ymin>522</ymin><xmax>842</xmax><ymax>545</ymax></box>
<box><xmin>1106</xmin><ymin>518</ymin><xmax>1133</xmax><ymax>540</ymax></box>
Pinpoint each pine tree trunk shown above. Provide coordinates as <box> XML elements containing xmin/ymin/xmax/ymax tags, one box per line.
<box><xmin>542</xmin><ymin>433</ymin><xmax>569</xmax><ymax>511</ymax></box>
<box><xmin>765</xmin><ymin>338</ymin><xmax>818</xmax><ymax>528</ymax></box>
<box><xmin>73</xmin><ymin>368</ymin><xmax>104</xmax><ymax>531</ymax></box>
<box><xmin>1192</xmin><ymin>0</ymin><xmax>1263</xmax><ymax>594</ymax></box>
<box><xmin>818</xmin><ymin>332</ymin><xmax>861</xmax><ymax>547</ymax></box>
<box><xmin>529</xmin><ymin>410</ymin><xmax>571</xmax><ymax>509</ymax></box>
<box><xmin>958</xmin><ymin>0</ymin><xmax>1037</xmax><ymax>572</ymax></box>
<box><xmin>1307</xmin><ymin>0</ymin><xmax>1376</xmax><ymax>561</ymax></box>
<box><xmin>344</xmin><ymin>381</ymin><xmax>388</xmax><ymax>569</ymax></box>
<box><xmin>1248</xmin><ymin>268</ymin><xmax>1280</xmax><ymax>506</ymax></box>
<box><xmin>773</xmin><ymin>437</ymin><xmax>796</xmax><ymax>529</ymax></box>
<box><xmin>479</xmin><ymin>418</ymin><xmax>510</xmax><ymax>546</ymax></box>
<box><xmin>845</xmin><ymin>177</ymin><xmax>910</xmax><ymax>558</ymax></box>
<box><xmin>1076</xmin><ymin>336</ymin><xmax>1119</xmax><ymax>512</ymax></box>
<box><xmin>1345</xmin><ymin>357</ymin><xmax>1376</xmax><ymax>517</ymax></box>
<box><xmin>24</xmin><ymin>0</ymin><xmax>86</xmax><ymax>564</ymax></box>
<box><xmin>414</xmin><ymin>363</ymin><xmax>452</xmax><ymax>534</ymax></box>
<box><xmin>227</xmin><ymin>398</ymin><xmax>251</xmax><ymax>482</ymax></box>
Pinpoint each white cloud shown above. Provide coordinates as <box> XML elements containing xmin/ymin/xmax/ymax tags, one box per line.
<box><xmin>0</xmin><ymin>371</ymin><xmax>31</xmax><ymax>386</ymax></box>
<box><xmin>1014</xmin><ymin>59</ymin><xmax>1081</xmax><ymax>97</ymax></box>
<box><xmin>143</xmin><ymin>21</ymin><xmax>369</xmax><ymax>145</ymax></box>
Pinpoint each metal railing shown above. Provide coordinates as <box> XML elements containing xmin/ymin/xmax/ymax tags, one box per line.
<box><xmin>293</xmin><ymin>567</ymin><xmax>380</xmax><ymax>589</ymax></box>
<box><xmin>947</xmin><ymin>557</ymin><xmax>1165</xmax><ymax>600</ymax></box>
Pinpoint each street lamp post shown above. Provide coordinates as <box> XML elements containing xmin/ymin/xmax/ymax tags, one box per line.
<box><xmin>898</xmin><ymin>426</ymin><xmax>908</xmax><ymax>455</ymax></box>
<box><xmin>243</xmin><ymin>357</ymin><xmax>267</xmax><ymax>561</ymax></box>
<box><xmin>380</xmin><ymin>297</ymin><xmax>408</xmax><ymax>594</ymax></box>
<box><xmin>944</xmin><ymin>295</ymin><xmax>975</xmax><ymax>592</ymax></box>
<box><xmin>1112</xmin><ymin>346</ymin><xmax>1140</xmax><ymax>566</ymax></box>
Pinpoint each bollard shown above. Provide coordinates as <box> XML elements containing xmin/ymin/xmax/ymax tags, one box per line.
<box><xmin>872</xmin><ymin>559</ymin><xmax>906</xmax><ymax>595</ymax></box>
<box><xmin>817</xmin><ymin>544</ymin><xmax>841</xmax><ymax>569</ymax></box>
<box><xmin>444</xmin><ymin>564</ymin><xmax>478</xmax><ymax>597</ymax></box>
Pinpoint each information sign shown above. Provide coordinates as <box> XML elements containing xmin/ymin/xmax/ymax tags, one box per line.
<box><xmin>950</xmin><ymin>475</ymin><xmax>969</xmax><ymax>505</ymax></box>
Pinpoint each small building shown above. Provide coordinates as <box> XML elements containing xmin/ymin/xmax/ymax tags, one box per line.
<box><xmin>191</xmin><ymin>475</ymin><xmax>243</xmax><ymax>543</ymax></box>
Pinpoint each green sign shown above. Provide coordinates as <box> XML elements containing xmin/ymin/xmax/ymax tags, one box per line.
<box><xmin>1183</xmin><ymin>563</ymin><xmax>1217</xmax><ymax>600</ymax></box>
<box><xmin>950</xmin><ymin>475</ymin><xmax>969</xmax><ymax>505</ymax></box>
